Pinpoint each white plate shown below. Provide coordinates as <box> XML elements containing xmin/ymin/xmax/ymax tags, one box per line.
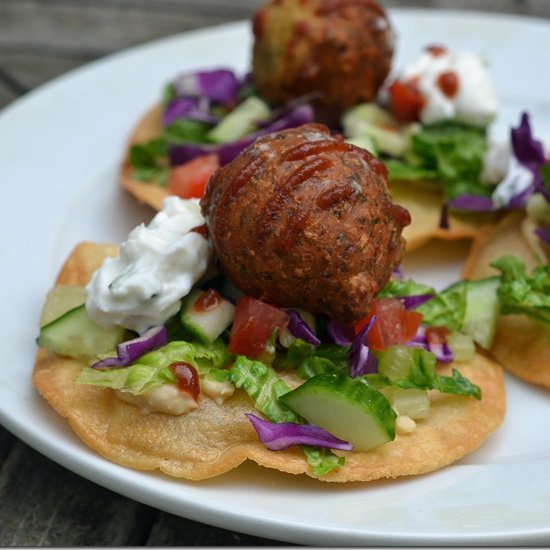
<box><xmin>1</xmin><ymin>9</ymin><xmax>550</xmax><ymax>546</ymax></box>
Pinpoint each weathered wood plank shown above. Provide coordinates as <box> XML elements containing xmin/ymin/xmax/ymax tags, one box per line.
<box><xmin>0</xmin><ymin>442</ymin><xmax>156</xmax><ymax>546</ymax></box>
<box><xmin>0</xmin><ymin>426</ymin><xmax>16</xmax><ymax>464</ymax></box>
<box><xmin>146</xmin><ymin>510</ymin><xmax>292</xmax><ymax>546</ymax></box>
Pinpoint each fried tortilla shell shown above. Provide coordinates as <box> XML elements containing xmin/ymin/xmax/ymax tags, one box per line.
<box><xmin>119</xmin><ymin>106</ymin><xmax>168</xmax><ymax>211</ymax></box>
<box><xmin>33</xmin><ymin>242</ymin><xmax>506</xmax><ymax>481</ymax></box>
<box><xmin>462</xmin><ymin>211</ymin><xmax>550</xmax><ymax>390</ymax></box>
<box><xmin>391</xmin><ymin>180</ymin><xmax>497</xmax><ymax>252</ymax></box>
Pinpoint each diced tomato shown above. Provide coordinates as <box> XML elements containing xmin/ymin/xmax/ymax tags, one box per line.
<box><xmin>355</xmin><ymin>298</ymin><xmax>423</xmax><ymax>351</ymax></box>
<box><xmin>167</xmin><ymin>154</ymin><xmax>220</xmax><ymax>199</ymax></box>
<box><xmin>388</xmin><ymin>80</ymin><xmax>425</xmax><ymax>123</ymax></box>
<box><xmin>228</xmin><ymin>296</ymin><xmax>289</xmax><ymax>359</ymax></box>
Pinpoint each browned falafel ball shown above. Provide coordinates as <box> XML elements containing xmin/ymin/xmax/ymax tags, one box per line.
<box><xmin>252</xmin><ymin>0</ymin><xmax>395</xmax><ymax>117</ymax></box>
<box><xmin>200</xmin><ymin>123</ymin><xmax>410</xmax><ymax>324</ymax></box>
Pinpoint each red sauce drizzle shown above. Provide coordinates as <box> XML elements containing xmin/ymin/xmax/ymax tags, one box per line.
<box><xmin>425</xmin><ymin>44</ymin><xmax>448</xmax><ymax>57</ymax></box>
<box><xmin>213</xmin><ymin>152</ymin><xmax>268</xmax><ymax>236</ymax></box>
<box><xmin>169</xmin><ymin>362</ymin><xmax>200</xmax><ymax>400</ymax></box>
<box><xmin>190</xmin><ymin>224</ymin><xmax>208</xmax><ymax>238</ymax></box>
<box><xmin>193</xmin><ymin>289</ymin><xmax>222</xmax><ymax>313</ymax></box>
<box><xmin>282</xmin><ymin>138</ymin><xmax>352</xmax><ymax>162</ymax></box>
<box><xmin>274</xmin><ymin>209</ymin><xmax>310</xmax><ymax>254</ymax></box>
<box><xmin>256</xmin><ymin>156</ymin><xmax>333</xmax><ymax>241</ymax></box>
<box><xmin>437</xmin><ymin>70</ymin><xmax>459</xmax><ymax>98</ymax></box>
<box><xmin>316</xmin><ymin>182</ymin><xmax>355</xmax><ymax>210</ymax></box>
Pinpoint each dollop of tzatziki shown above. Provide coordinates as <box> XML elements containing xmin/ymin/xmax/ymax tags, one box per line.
<box><xmin>86</xmin><ymin>196</ymin><xmax>211</xmax><ymax>333</ymax></box>
<box><xmin>399</xmin><ymin>47</ymin><xmax>498</xmax><ymax>127</ymax></box>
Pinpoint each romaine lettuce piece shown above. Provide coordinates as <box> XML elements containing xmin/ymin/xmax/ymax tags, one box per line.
<box><xmin>491</xmin><ymin>256</ymin><xmax>550</xmax><ymax>325</ymax></box>
<box><xmin>76</xmin><ymin>363</ymin><xmax>176</xmax><ymax>394</ymax></box>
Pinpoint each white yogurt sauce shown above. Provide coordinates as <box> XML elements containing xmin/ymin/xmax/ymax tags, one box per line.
<box><xmin>86</xmin><ymin>196</ymin><xmax>211</xmax><ymax>333</ymax></box>
<box><xmin>399</xmin><ymin>47</ymin><xmax>498</xmax><ymax>127</ymax></box>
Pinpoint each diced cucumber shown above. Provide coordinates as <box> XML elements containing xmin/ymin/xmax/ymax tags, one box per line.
<box><xmin>447</xmin><ymin>331</ymin><xmax>476</xmax><ymax>362</ymax></box>
<box><xmin>381</xmin><ymin>386</ymin><xmax>430</xmax><ymax>420</ymax></box>
<box><xmin>345</xmin><ymin>134</ymin><xmax>379</xmax><ymax>156</ymax></box>
<box><xmin>179</xmin><ymin>289</ymin><xmax>235</xmax><ymax>344</ymax></box>
<box><xmin>40</xmin><ymin>284</ymin><xmax>87</xmax><ymax>327</ymax></box>
<box><xmin>37</xmin><ymin>304</ymin><xmax>125</xmax><ymax>360</ymax></box>
<box><xmin>207</xmin><ymin>96</ymin><xmax>271</xmax><ymax>143</ymax></box>
<box><xmin>341</xmin><ymin>102</ymin><xmax>413</xmax><ymax>157</ymax></box>
<box><xmin>377</xmin><ymin>345</ymin><xmax>435</xmax><ymax>383</ymax></box>
<box><xmin>462</xmin><ymin>276</ymin><xmax>501</xmax><ymax>349</ymax></box>
<box><xmin>279</xmin><ymin>374</ymin><xmax>396</xmax><ymax>452</ymax></box>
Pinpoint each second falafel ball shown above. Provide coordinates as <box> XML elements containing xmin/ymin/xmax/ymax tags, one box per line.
<box><xmin>200</xmin><ymin>123</ymin><xmax>410</xmax><ymax>324</ymax></box>
<box><xmin>252</xmin><ymin>0</ymin><xmax>395</xmax><ymax>117</ymax></box>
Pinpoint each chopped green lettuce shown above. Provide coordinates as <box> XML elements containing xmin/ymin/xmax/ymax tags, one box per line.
<box><xmin>76</xmin><ymin>339</ymin><xmax>231</xmax><ymax>394</ymax></box>
<box><xmin>76</xmin><ymin>363</ymin><xmax>176</xmax><ymax>394</ymax></box>
<box><xmin>387</xmin><ymin>122</ymin><xmax>491</xmax><ymax>203</ymax></box>
<box><xmin>374</xmin><ymin>346</ymin><xmax>481</xmax><ymax>399</ymax></box>
<box><xmin>416</xmin><ymin>280</ymin><xmax>467</xmax><ymax>332</ymax></box>
<box><xmin>377</xmin><ymin>278</ymin><xmax>435</xmax><ymax>299</ymax></box>
<box><xmin>129</xmin><ymin>119</ymin><xmax>213</xmax><ymax>186</ymax></box>
<box><xmin>136</xmin><ymin>339</ymin><xmax>231</xmax><ymax>374</ymax></box>
<box><xmin>230</xmin><ymin>356</ymin><xmax>296</xmax><ymax>422</ymax></box>
<box><xmin>491</xmin><ymin>256</ymin><xmax>550</xmax><ymax>325</ymax></box>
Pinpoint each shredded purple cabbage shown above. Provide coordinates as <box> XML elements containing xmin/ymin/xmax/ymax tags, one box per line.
<box><xmin>392</xmin><ymin>264</ymin><xmax>404</xmax><ymax>280</ymax></box>
<box><xmin>535</xmin><ymin>226</ymin><xmax>550</xmax><ymax>245</ymax></box>
<box><xmin>326</xmin><ymin>320</ymin><xmax>355</xmax><ymax>346</ymax></box>
<box><xmin>506</xmin><ymin>112</ymin><xmax>549</xmax><ymax>207</ymax></box>
<box><xmin>245</xmin><ymin>414</ymin><xmax>352</xmax><ymax>451</ymax></box>
<box><xmin>409</xmin><ymin>325</ymin><xmax>453</xmax><ymax>363</ymax></box>
<box><xmin>402</xmin><ymin>294</ymin><xmax>435</xmax><ymax>310</ymax></box>
<box><xmin>287</xmin><ymin>309</ymin><xmax>321</xmax><ymax>346</ymax></box>
<box><xmin>348</xmin><ymin>315</ymin><xmax>378</xmax><ymax>377</ymax></box>
<box><xmin>91</xmin><ymin>325</ymin><xmax>168</xmax><ymax>370</ymax></box>
<box><xmin>447</xmin><ymin>194</ymin><xmax>495</xmax><ymax>212</ymax></box>
<box><xmin>163</xmin><ymin>96</ymin><xmax>221</xmax><ymax>127</ymax></box>
<box><xmin>173</xmin><ymin>69</ymin><xmax>241</xmax><ymax>103</ymax></box>
<box><xmin>168</xmin><ymin>103</ymin><xmax>315</xmax><ymax>167</ymax></box>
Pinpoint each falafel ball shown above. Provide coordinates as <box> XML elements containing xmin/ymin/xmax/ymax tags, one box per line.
<box><xmin>200</xmin><ymin>123</ymin><xmax>410</xmax><ymax>324</ymax></box>
<box><xmin>252</xmin><ymin>0</ymin><xmax>395</xmax><ymax>117</ymax></box>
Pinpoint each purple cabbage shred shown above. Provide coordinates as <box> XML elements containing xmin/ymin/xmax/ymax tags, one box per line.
<box><xmin>91</xmin><ymin>325</ymin><xmax>168</xmax><ymax>370</ymax></box>
<box><xmin>245</xmin><ymin>414</ymin><xmax>352</xmax><ymax>451</ymax></box>
<box><xmin>286</xmin><ymin>309</ymin><xmax>321</xmax><ymax>346</ymax></box>
<box><xmin>347</xmin><ymin>315</ymin><xmax>378</xmax><ymax>377</ymax></box>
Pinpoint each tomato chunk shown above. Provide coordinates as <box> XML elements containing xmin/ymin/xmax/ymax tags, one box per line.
<box><xmin>356</xmin><ymin>298</ymin><xmax>423</xmax><ymax>351</ymax></box>
<box><xmin>388</xmin><ymin>80</ymin><xmax>425</xmax><ymax>123</ymax></box>
<box><xmin>167</xmin><ymin>154</ymin><xmax>220</xmax><ymax>199</ymax></box>
<box><xmin>228</xmin><ymin>296</ymin><xmax>289</xmax><ymax>359</ymax></box>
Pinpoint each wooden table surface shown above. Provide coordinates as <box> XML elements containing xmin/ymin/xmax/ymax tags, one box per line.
<box><xmin>1</xmin><ymin>0</ymin><xmax>549</xmax><ymax>546</ymax></box>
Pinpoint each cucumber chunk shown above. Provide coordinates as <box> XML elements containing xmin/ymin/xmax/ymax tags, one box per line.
<box><xmin>179</xmin><ymin>289</ymin><xmax>235</xmax><ymax>344</ymax></box>
<box><xmin>279</xmin><ymin>374</ymin><xmax>396</xmax><ymax>452</ymax></box>
<box><xmin>40</xmin><ymin>284</ymin><xmax>87</xmax><ymax>327</ymax></box>
<box><xmin>37</xmin><ymin>304</ymin><xmax>125</xmax><ymax>360</ymax></box>
<box><xmin>463</xmin><ymin>276</ymin><xmax>500</xmax><ymax>349</ymax></box>
<box><xmin>381</xmin><ymin>386</ymin><xmax>430</xmax><ymax>419</ymax></box>
<box><xmin>207</xmin><ymin>96</ymin><xmax>271</xmax><ymax>143</ymax></box>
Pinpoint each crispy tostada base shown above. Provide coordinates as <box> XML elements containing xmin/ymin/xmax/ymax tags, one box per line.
<box><xmin>462</xmin><ymin>211</ymin><xmax>550</xmax><ymax>390</ymax></box>
<box><xmin>119</xmin><ymin>106</ymin><xmax>167</xmax><ymax>212</ymax></box>
<box><xmin>33</xmin><ymin>242</ymin><xmax>506</xmax><ymax>481</ymax></box>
